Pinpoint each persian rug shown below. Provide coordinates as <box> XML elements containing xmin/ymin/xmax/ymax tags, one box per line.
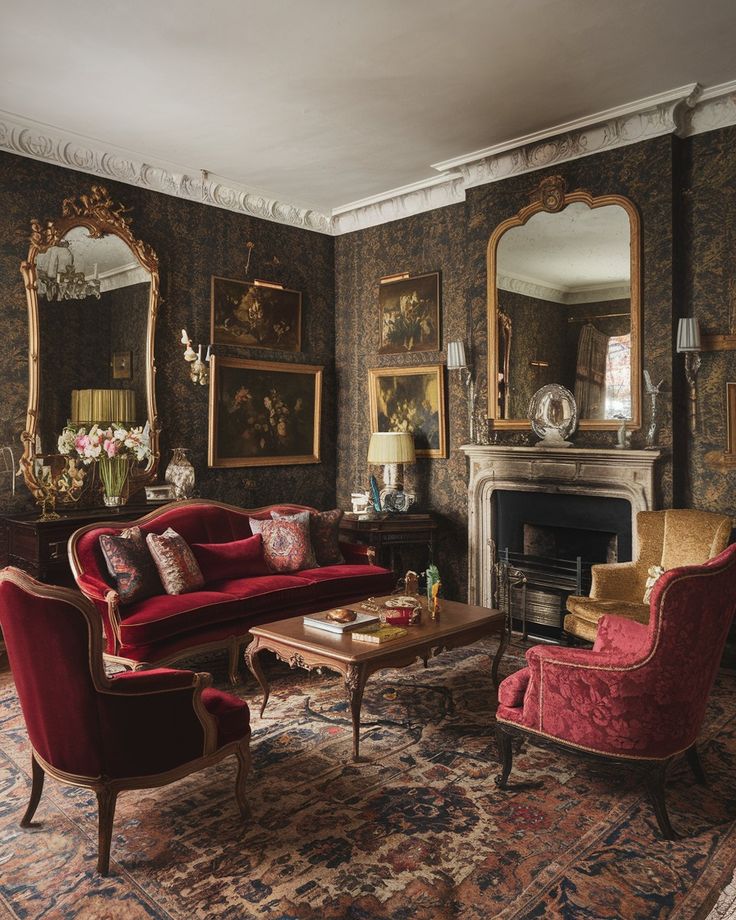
<box><xmin>1</xmin><ymin>638</ymin><xmax>736</xmax><ymax>920</ymax></box>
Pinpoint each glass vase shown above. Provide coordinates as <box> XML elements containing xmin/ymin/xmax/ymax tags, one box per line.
<box><xmin>98</xmin><ymin>455</ymin><xmax>130</xmax><ymax>507</ymax></box>
<box><xmin>165</xmin><ymin>447</ymin><xmax>195</xmax><ymax>500</ymax></box>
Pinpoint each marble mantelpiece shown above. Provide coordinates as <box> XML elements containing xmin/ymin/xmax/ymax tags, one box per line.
<box><xmin>460</xmin><ymin>444</ymin><xmax>664</xmax><ymax>607</ymax></box>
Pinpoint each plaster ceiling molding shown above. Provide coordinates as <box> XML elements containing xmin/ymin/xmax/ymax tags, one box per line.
<box><xmin>685</xmin><ymin>79</ymin><xmax>736</xmax><ymax>135</ymax></box>
<box><xmin>497</xmin><ymin>273</ymin><xmax>630</xmax><ymax>306</ymax></box>
<box><xmin>0</xmin><ymin>111</ymin><xmax>332</xmax><ymax>235</ymax></box>
<box><xmin>451</xmin><ymin>85</ymin><xmax>701</xmax><ymax>191</ymax></box>
<box><xmin>331</xmin><ymin>173</ymin><xmax>466</xmax><ymax>235</ymax></box>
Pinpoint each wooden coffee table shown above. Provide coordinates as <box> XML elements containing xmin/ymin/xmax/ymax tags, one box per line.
<box><xmin>244</xmin><ymin>596</ymin><xmax>507</xmax><ymax>761</ymax></box>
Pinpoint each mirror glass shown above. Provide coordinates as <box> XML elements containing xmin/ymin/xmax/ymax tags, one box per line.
<box><xmin>490</xmin><ymin>191</ymin><xmax>640</xmax><ymax>430</ymax></box>
<box><xmin>35</xmin><ymin>226</ymin><xmax>151</xmax><ymax>453</ymax></box>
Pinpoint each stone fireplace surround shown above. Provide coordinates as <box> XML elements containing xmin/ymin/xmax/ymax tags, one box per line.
<box><xmin>460</xmin><ymin>445</ymin><xmax>664</xmax><ymax>607</ymax></box>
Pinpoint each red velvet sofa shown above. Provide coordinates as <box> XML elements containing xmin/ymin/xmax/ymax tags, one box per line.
<box><xmin>69</xmin><ymin>500</ymin><xmax>396</xmax><ymax>682</ymax></box>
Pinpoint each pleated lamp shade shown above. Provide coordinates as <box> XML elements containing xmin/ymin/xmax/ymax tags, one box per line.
<box><xmin>367</xmin><ymin>431</ymin><xmax>416</xmax><ymax>464</ymax></box>
<box><xmin>446</xmin><ymin>340</ymin><xmax>468</xmax><ymax>370</ymax></box>
<box><xmin>676</xmin><ymin>318</ymin><xmax>701</xmax><ymax>353</ymax></box>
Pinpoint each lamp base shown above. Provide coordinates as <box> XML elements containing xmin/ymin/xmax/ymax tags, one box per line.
<box><xmin>380</xmin><ymin>488</ymin><xmax>416</xmax><ymax>513</ymax></box>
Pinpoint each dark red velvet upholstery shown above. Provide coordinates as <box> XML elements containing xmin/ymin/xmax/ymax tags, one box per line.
<box><xmin>191</xmin><ymin>534</ymin><xmax>269</xmax><ymax>582</ymax></box>
<box><xmin>497</xmin><ymin>544</ymin><xmax>736</xmax><ymax>759</ymax></box>
<box><xmin>0</xmin><ymin>571</ymin><xmax>250</xmax><ymax>781</ymax></box>
<box><xmin>69</xmin><ymin>501</ymin><xmax>396</xmax><ymax>668</ymax></box>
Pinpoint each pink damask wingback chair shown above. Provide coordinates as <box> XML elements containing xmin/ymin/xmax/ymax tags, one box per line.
<box><xmin>0</xmin><ymin>567</ymin><xmax>251</xmax><ymax>874</ymax></box>
<box><xmin>495</xmin><ymin>543</ymin><xmax>736</xmax><ymax>838</ymax></box>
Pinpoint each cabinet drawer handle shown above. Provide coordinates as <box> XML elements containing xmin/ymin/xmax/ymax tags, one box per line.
<box><xmin>48</xmin><ymin>541</ymin><xmax>66</xmax><ymax>560</ymax></box>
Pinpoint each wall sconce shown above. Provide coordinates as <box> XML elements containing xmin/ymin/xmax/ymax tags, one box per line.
<box><xmin>180</xmin><ymin>329</ymin><xmax>210</xmax><ymax>386</ymax></box>
<box><xmin>676</xmin><ymin>317</ymin><xmax>702</xmax><ymax>434</ymax></box>
<box><xmin>447</xmin><ymin>340</ymin><xmax>476</xmax><ymax>443</ymax></box>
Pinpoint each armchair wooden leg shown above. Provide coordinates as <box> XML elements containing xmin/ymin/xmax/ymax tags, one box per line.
<box><xmin>494</xmin><ymin>724</ymin><xmax>514</xmax><ymax>789</ymax></box>
<box><xmin>685</xmin><ymin>744</ymin><xmax>707</xmax><ymax>785</ymax></box>
<box><xmin>20</xmin><ymin>754</ymin><xmax>45</xmax><ymax>827</ymax></box>
<box><xmin>644</xmin><ymin>760</ymin><xmax>678</xmax><ymax>840</ymax></box>
<box><xmin>96</xmin><ymin>787</ymin><xmax>118</xmax><ymax>875</ymax></box>
<box><xmin>235</xmin><ymin>744</ymin><xmax>251</xmax><ymax>820</ymax></box>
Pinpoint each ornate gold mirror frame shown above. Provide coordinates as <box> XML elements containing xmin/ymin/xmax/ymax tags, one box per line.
<box><xmin>20</xmin><ymin>186</ymin><xmax>160</xmax><ymax>504</ymax></box>
<box><xmin>487</xmin><ymin>176</ymin><xmax>641</xmax><ymax>431</ymax></box>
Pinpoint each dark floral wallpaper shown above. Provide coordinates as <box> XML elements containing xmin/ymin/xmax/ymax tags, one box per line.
<box><xmin>0</xmin><ymin>150</ymin><xmax>336</xmax><ymax>518</ymax></box>
<box><xmin>681</xmin><ymin>124</ymin><xmax>736</xmax><ymax>516</ymax></box>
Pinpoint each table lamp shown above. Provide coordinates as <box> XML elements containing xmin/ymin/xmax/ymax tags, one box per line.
<box><xmin>367</xmin><ymin>431</ymin><xmax>416</xmax><ymax>512</ymax></box>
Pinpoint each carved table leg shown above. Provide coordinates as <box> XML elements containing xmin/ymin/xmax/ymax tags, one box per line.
<box><xmin>244</xmin><ymin>640</ymin><xmax>270</xmax><ymax>717</ymax></box>
<box><xmin>345</xmin><ymin>664</ymin><xmax>368</xmax><ymax>762</ymax></box>
<box><xmin>491</xmin><ymin>621</ymin><xmax>510</xmax><ymax>690</ymax></box>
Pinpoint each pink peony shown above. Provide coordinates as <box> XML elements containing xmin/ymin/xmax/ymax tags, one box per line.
<box><xmin>103</xmin><ymin>439</ymin><xmax>118</xmax><ymax>458</ymax></box>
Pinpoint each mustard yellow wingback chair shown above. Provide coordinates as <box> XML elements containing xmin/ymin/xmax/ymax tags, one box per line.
<box><xmin>564</xmin><ymin>509</ymin><xmax>732</xmax><ymax>643</ymax></box>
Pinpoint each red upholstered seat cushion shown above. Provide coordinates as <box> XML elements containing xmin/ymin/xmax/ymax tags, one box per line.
<box><xmin>201</xmin><ymin>687</ymin><xmax>250</xmax><ymax>746</ymax></box>
<box><xmin>297</xmin><ymin>564</ymin><xmax>396</xmax><ymax>599</ymax></box>
<box><xmin>119</xmin><ymin>591</ymin><xmax>244</xmax><ymax>646</ymax></box>
<box><xmin>191</xmin><ymin>534</ymin><xmax>269</xmax><ymax>583</ymax></box>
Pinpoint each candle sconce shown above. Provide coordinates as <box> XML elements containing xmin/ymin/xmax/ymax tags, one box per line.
<box><xmin>181</xmin><ymin>329</ymin><xmax>210</xmax><ymax>386</ymax></box>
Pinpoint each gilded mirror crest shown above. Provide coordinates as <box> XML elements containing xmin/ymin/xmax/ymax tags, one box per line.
<box><xmin>487</xmin><ymin>176</ymin><xmax>641</xmax><ymax>431</ymax></box>
<box><xmin>21</xmin><ymin>186</ymin><xmax>160</xmax><ymax>512</ymax></box>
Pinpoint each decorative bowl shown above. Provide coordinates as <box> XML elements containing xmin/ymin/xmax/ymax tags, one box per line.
<box><xmin>325</xmin><ymin>608</ymin><xmax>357</xmax><ymax>624</ymax></box>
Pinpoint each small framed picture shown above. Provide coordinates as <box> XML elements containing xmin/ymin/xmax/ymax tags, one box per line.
<box><xmin>378</xmin><ymin>271</ymin><xmax>440</xmax><ymax>354</ymax></box>
<box><xmin>211</xmin><ymin>276</ymin><xmax>302</xmax><ymax>352</ymax></box>
<box><xmin>111</xmin><ymin>351</ymin><xmax>132</xmax><ymax>380</ymax></box>
<box><xmin>368</xmin><ymin>364</ymin><xmax>446</xmax><ymax>458</ymax></box>
<box><xmin>209</xmin><ymin>356</ymin><xmax>322</xmax><ymax>467</ymax></box>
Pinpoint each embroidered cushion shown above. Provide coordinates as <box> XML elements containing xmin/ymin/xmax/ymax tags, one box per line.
<box><xmin>272</xmin><ymin>508</ymin><xmax>344</xmax><ymax>566</ymax></box>
<box><xmin>146</xmin><ymin>527</ymin><xmax>205</xmax><ymax>595</ymax></box>
<box><xmin>190</xmin><ymin>534</ymin><xmax>269</xmax><ymax>583</ymax></box>
<box><xmin>250</xmin><ymin>513</ymin><xmax>317</xmax><ymax>573</ymax></box>
<box><xmin>99</xmin><ymin>526</ymin><xmax>162</xmax><ymax>604</ymax></box>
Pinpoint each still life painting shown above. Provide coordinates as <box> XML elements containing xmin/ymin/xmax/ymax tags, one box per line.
<box><xmin>211</xmin><ymin>276</ymin><xmax>302</xmax><ymax>351</ymax></box>
<box><xmin>209</xmin><ymin>357</ymin><xmax>322</xmax><ymax>467</ymax></box>
<box><xmin>369</xmin><ymin>365</ymin><xmax>446</xmax><ymax>458</ymax></box>
<box><xmin>378</xmin><ymin>272</ymin><xmax>440</xmax><ymax>354</ymax></box>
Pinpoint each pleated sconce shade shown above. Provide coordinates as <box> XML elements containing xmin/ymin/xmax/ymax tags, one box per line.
<box><xmin>446</xmin><ymin>340</ymin><xmax>468</xmax><ymax>370</ymax></box>
<box><xmin>676</xmin><ymin>318</ymin><xmax>701</xmax><ymax>352</ymax></box>
<box><xmin>367</xmin><ymin>431</ymin><xmax>416</xmax><ymax>464</ymax></box>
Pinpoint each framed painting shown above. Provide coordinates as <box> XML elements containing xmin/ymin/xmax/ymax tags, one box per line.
<box><xmin>111</xmin><ymin>351</ymin><xmax>132</xmax><ymax>380</ymax></box>
<box><xmin>211</xmin><ymin>275</ymin><xmax>302</xmax><ymax>352</ymax></box>
<box><xmin>209</xmin><ymin>356</ymin><xmax>322</xmax><ymax>467</ymax></box>
<box><xmin>378</xmin><ymin>271</ymin><xmax>440</xmax><ymax>354</ymax></box>
<box><xmin>368</xmin><ymin>364</ymin><xmax>446</xmax><ymax>458</ymax></box>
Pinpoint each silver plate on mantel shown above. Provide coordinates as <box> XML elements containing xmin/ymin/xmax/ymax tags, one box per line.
<box><xmin>528</xmin><ymin>384</ymin><xmax>578</xmax><ymax>447</ymax></box>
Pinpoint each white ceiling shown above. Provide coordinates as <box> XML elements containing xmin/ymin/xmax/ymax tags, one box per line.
<box><xmin>2</xmin><ymin>0</ymin><xmax>736</xmax><ymax>214</ymax></box>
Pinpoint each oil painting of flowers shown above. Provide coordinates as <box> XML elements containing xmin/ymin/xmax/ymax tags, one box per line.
<box><xmin>211</xmin><ymin>276</ymin><xmax>302</xmax><ymax>351</ymax></box>
<box><xmin>209</xmin><ymin>357</ymin><xmax>322</xmax><ymax>467</ymax></box>
<box><xmin>378</xmin><ymin>272</ymin><xmax>440</xmax><ymax>354</ymax></box>
<box><xmin>369</xmin><ymin>365</ymin><xmax>446</xmax><ymax>458</ymax></box>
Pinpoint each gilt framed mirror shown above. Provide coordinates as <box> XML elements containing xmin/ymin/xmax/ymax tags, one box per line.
<box><xmin>20</xmin><ymin>186</ymin><xmax>160</xmax><ymax>506</ymax></box>
<box><xmin>487</xmin><ymin>175</ymin><xmax>641</xmax><ymax>431</ymax></box>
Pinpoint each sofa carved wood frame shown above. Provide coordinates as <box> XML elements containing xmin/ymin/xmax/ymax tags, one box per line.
<box><xmin>0</xmin><ymin>568</ymin><xmax>251</xmax><ymax>875</ymax></box>
<box><xmin>67</xmin><ymin>499</ymin><xmax>377</xmax><ymax>685</ymax></box>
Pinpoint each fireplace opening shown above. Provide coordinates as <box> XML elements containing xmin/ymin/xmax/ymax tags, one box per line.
<box><xmin>493</xmin><ymin>490</ymin><xmax>631</xmax><ymax>641</ymax></box>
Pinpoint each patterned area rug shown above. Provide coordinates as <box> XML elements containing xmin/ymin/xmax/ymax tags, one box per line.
<box><xmin>1</xmin><ymin>639</ymin><xmax>736</xmax><ymax>919</ymax></box>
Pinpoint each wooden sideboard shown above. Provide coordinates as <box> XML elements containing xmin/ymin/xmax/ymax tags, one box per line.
<box><xmin>0</xmin><ymin>505</ymin><xmax>157</xmax><ymax>587</ymax></box>
<box><xmin>339</xmin><ymin>512</ymin><xmax>438</xmax><ymax>572</ymax></box>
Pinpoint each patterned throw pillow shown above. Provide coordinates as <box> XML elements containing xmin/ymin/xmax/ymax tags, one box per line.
<box><xmin>99</xmin><ymin>526</ymin><xmax>162</xmax><ymax>605</ymax></box>
<box><xmin>273</xmin><ymin>509</ymin><xmax>344</xmax><ymax>566</ymax></box>
<box><xmin>146</xmin><ymin>527</ymin><xmax>205</xmax><ymax>595</ymax></box>
<box><xmin>250</xmin><ymin>513</ymin><xmax>317</xmax><ymax>573</ymax></box>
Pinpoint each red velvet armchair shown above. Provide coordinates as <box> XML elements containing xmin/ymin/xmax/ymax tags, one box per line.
<box><xmin>495</xmin><ymin>543</ymin><xmax>736</xmax><ymax>838</ymax></box>
<box><xmin>0</xmin><ymin>567</ymin><xmax>251</xmax><ymax>875</ymax></box>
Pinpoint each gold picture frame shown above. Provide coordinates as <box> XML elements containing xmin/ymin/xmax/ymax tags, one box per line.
<box><xmin>211</xmin><ymin>275</ymin><xmax>302</xmax><ymax>352</ymax></box>
<box><xmin>208</xmin><ymin>356</ymin><xmax>322</xmax><ymax>468</ymax></box>
<box><xmin>378</xmin><ymin>271</ymin><xmax>440</xmax><ymax>354</ymax></box>
<box><xmin>368</xmin><ymin>364</ymin><xmax>446</xmax><ymax>458</ymax></box>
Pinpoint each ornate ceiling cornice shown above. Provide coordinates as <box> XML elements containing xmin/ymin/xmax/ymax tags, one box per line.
<box><xmin>2</xmin><ymin>80</ymin><xmax>736</xmax><ymax>237</ymax></box>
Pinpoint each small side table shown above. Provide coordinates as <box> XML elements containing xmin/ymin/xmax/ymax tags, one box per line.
<box><xmin>339</xmin><ymin>513</ymin><xmax>438</xmax><ymax>572</ymax></box>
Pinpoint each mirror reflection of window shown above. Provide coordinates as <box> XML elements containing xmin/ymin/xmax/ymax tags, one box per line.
<box><xmin>605</xmin><ymin>333</ymin><xmax>632</xmax><ymax>419</ymax></box>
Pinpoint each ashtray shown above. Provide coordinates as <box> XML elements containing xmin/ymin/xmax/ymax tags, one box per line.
<box><xmin>325</xmin><ymin>608</ymin><xmax>357</xmax><ymax>624</ymax></box>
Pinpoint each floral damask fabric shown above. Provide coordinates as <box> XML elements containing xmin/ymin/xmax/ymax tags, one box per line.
<box><xmin>146</xmin><ymin>528</ymin><xmax>205</xmax><ymax>595</ymax></box>
<box><xmin>250</xmin><ymin>513</ymin><xmax>317</xmax><ymax>573</ymax></box>
<box><xmin>99</xmin><ymin>526</ymin><xmax>162</xmax><ymax>604</ymax></box>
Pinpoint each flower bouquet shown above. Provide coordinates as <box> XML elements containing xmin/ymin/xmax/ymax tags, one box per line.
<box><xmin>58</xmin><ymin>423</ymin><xmax>151</xmax><ymax>507</ymax></box>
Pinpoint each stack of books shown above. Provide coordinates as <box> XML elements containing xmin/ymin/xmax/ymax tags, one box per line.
<box><xmin>303</xmin><ymin>609</ymin><xmax>379</xmax><ymax>634</ymax></box>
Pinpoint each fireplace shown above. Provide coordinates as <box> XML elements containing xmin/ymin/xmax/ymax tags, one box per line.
<box><xmin>460</xmin><ymin>444</ymin><xmax>664</xmax><ymax>619</ymax></box>
<box><xmin>494</xmin><ymin>489</ymin><xmax>631</xmax><ymax>637</ymax></box>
